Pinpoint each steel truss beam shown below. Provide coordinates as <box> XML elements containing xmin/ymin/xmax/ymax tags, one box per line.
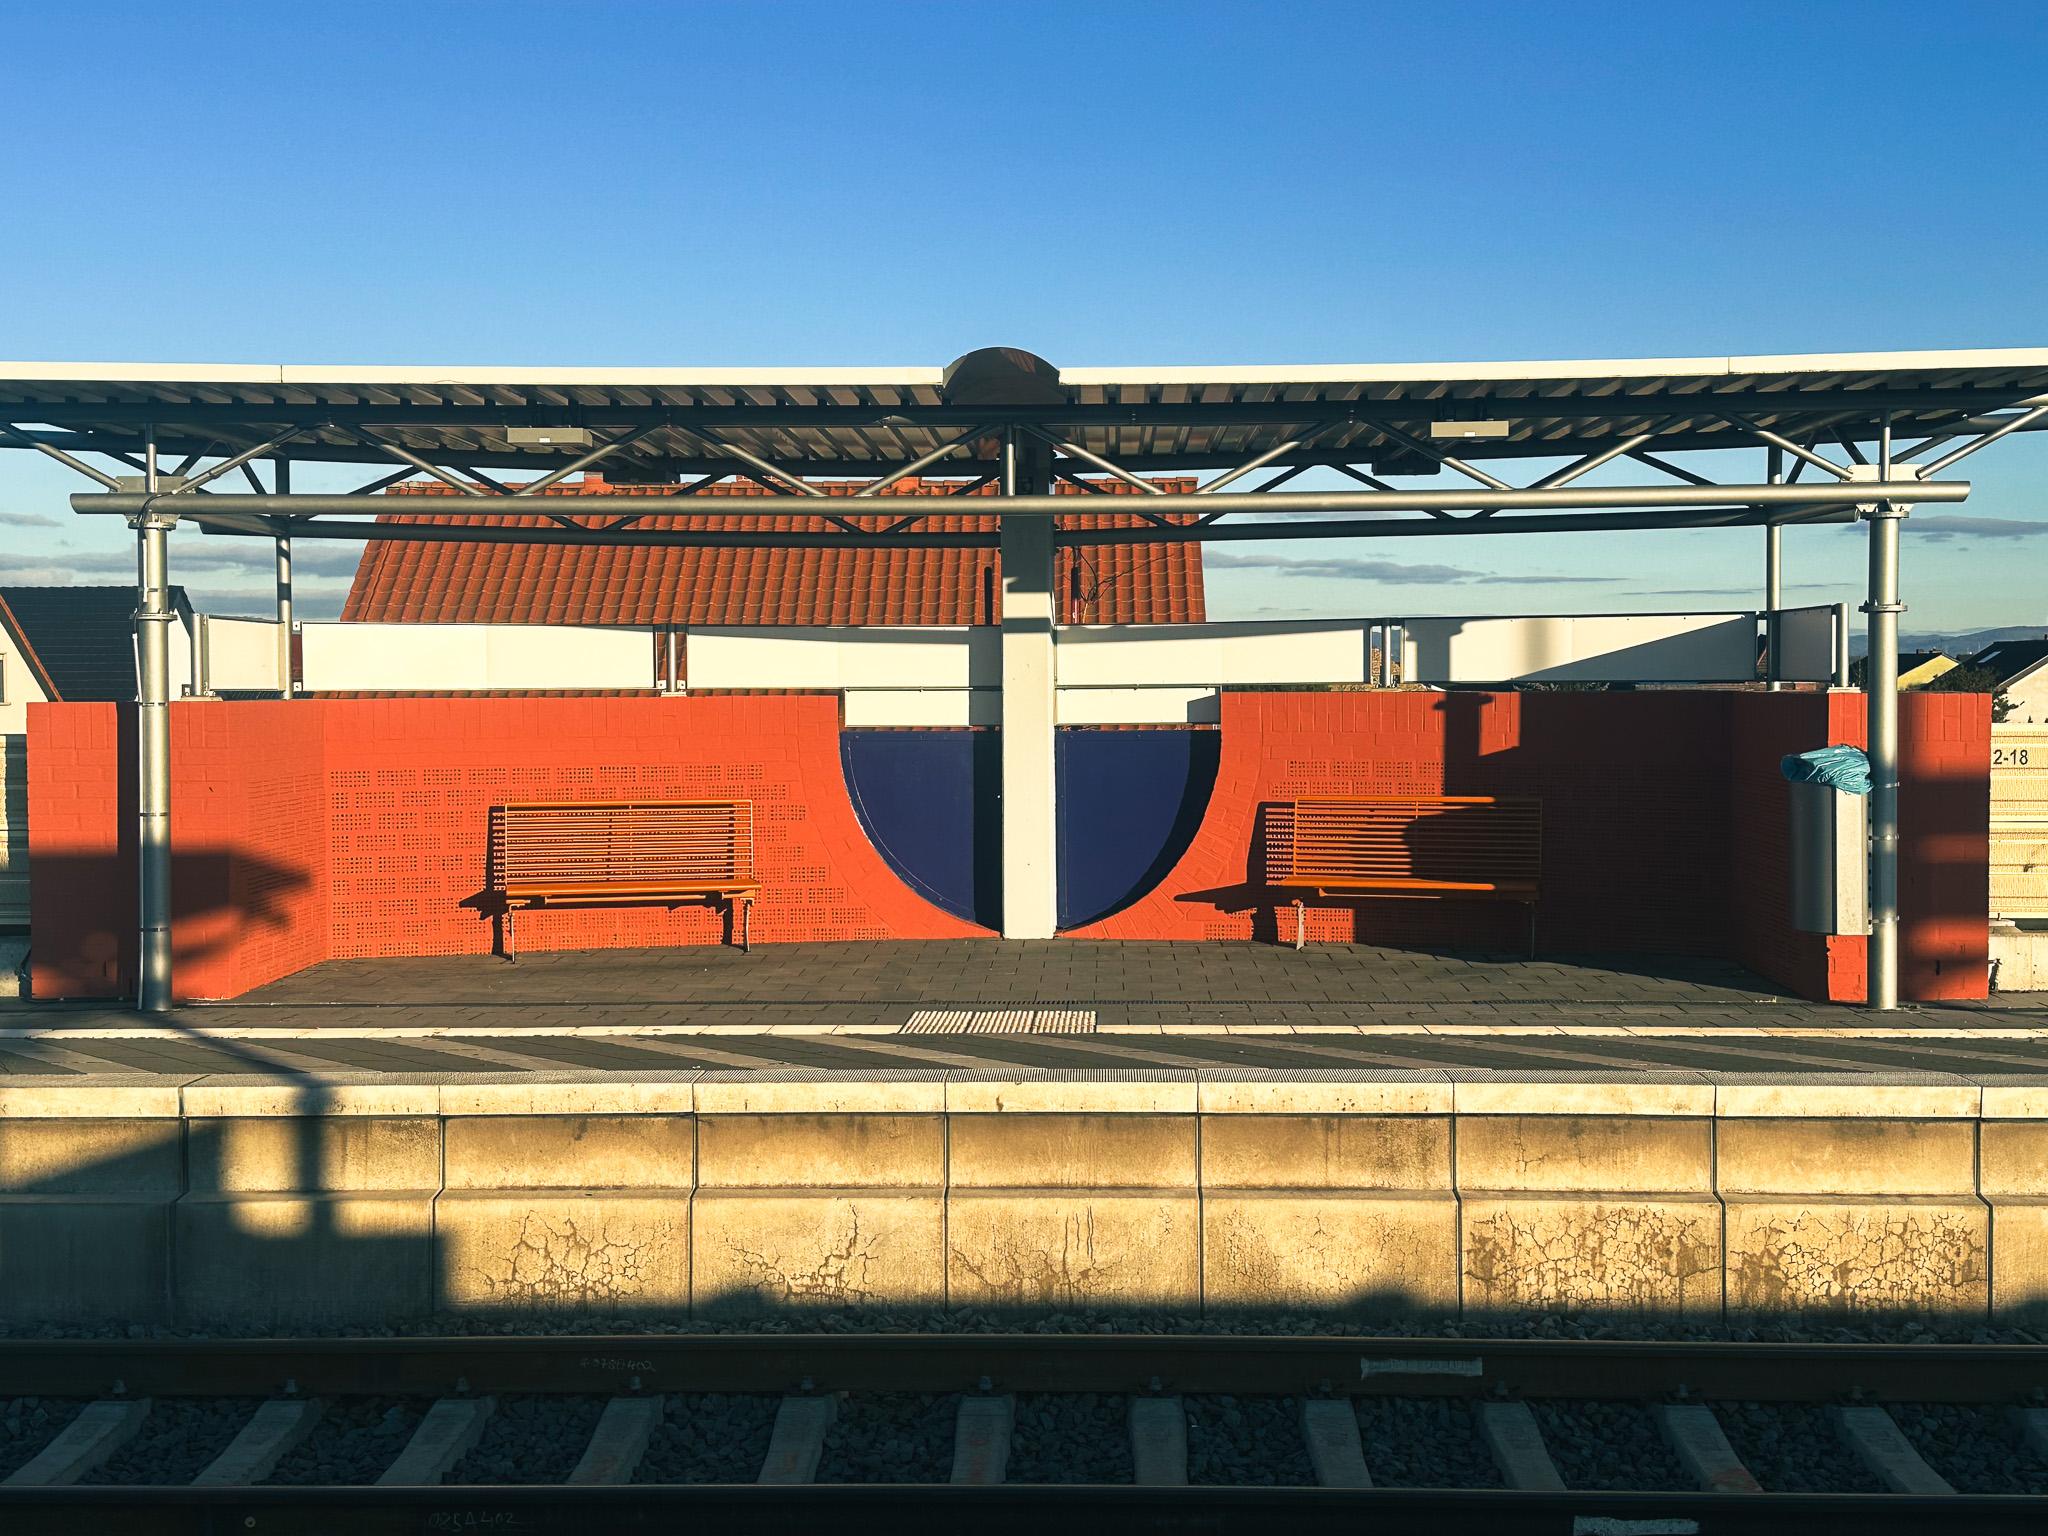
<box><xmin>80</xmin><ymin>480</ymin><xmax>1961</xmax><ymax>524</ymax></box>
<box><xmin>15</xmin><ymin>410</ymin><xmax>2048</xmax><ymax>482</ymax></box>
<box><xmin>171</xmin><ymin>501</ymin><xmax>1872</xmax><ymax>553</ymax></box>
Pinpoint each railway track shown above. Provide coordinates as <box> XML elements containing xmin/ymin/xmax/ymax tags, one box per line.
<box><xmin>2</xmin><ymin>1333</ymin><xmax>2045</xmax><ymax>1532</ymax></box>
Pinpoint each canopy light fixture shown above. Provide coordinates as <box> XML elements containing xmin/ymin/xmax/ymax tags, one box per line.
<box><xmin>1429</xmin><ymin>420</ymin><xmax>1513</xmax><ymax>440</ymax></box>
<box><xmin>505</xmin><ymin>427</ymin><xmax>594</xmax><ymax>448</ymax></box>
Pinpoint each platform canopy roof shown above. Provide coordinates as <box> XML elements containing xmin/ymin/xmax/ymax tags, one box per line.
<box><xmin>3</xmin><ymin>346</ymin><xmax>2047</xmax><ymax>476</ymax></box>
<box><xmin>4</xmin><ymin>345</ymin><xmax>2039</xmax><ymax>548</ymax></box>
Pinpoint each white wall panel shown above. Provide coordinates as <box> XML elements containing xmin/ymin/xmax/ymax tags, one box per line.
<box><xmin>201</xmin><ymin>616</ymin><xmax>284</xmax><ymax>692</ymax></box>
<box><xmin>1775</xmin><ymin>604</ymin><xmax>1842</xmax><ymax>684</ymax></box>
<box><xmin>300</xmin><ymin>623</ymin><xmax>654</xmax><ymax>692</ymax></box>
<box><xmin>1401</xmin><ymin>613</ymin><xmax>1760</xmax><ymax>684</ymax></box>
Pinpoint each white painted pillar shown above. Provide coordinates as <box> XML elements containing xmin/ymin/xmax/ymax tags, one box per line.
<box><xmin>999</xmin><ymin>431</ymin><xmax>1058</xmax><ymax>938</ymax></box>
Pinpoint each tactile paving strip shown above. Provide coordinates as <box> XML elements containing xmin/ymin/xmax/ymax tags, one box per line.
<box><xmin>901</xmin><ymin>1008</ymin><xmax>1098</xmax><ymax>1034</ymax></box>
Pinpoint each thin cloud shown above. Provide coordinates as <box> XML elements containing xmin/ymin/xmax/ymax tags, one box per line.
<box><xmin>1911</xmin><ymin>516</ymin><xmax>2048</xmax><ymax>540</ymax></box>
<box><xmin>0</xmin><ymin>511</ymin><xmax>59</xmax><ymax>528</ymax></box>
<box><xmin>1205</xmin><ymin>551</ymin><xmax>1619</xmax><ymax>585</ymax></box>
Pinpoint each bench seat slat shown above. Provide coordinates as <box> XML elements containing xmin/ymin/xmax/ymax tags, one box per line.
<box><xmin>489</xmin><ymin>799</ymin><xmax>760</xmax><ymax>955</ymax></box>
<box><xmin>1273</xmin><ymin>795</ymin><xmax>1542</xmax><ymax>954</ymax></box>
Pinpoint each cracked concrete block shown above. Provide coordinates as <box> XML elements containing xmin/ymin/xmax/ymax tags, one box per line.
<box><xmin>186</xmin><ymin>1116</ymin><xmax>441</xmax><ymax>1195</ymax></box>
<box><xmin>174</xmin><ymin>1193</ymin><xmax>435</xmax><ymax>1327</ymax></box>
<box><xmin>1460</xmin><ymin>1194</ymin><xmax>1724</xmax><ymax>1316</ymax></box>
<box><xmin>443</xmin><ymin>1116</ymin><xmax>694</xmax><ymax>1191</ymax></box>
<box><xmin>0</xmin><ymin>1117</ymin><xmax>183</xmax><ymax>1324</ymax></box>
<box><xmin>1979</xmin><ymin>1122</ymin><xmax>2048</xmax><ymax>1197</ymax></box>
<box><xmin>1452</xmin><ymin>1075</ymin><xmax>1711</xmax><ymax>1117</ymax></box>
<box><xmin>435</xmin><ymin>1192</ymin><xmax>689</xmax><ymax>1314</ymax></box>
<box><xmin>1989</xmin><ymin>1200</ymin><xmax>2048</xmax><ymax>1318</ymax></box>
<box><xmin>945</xmin><ymin>1192</ymin><xmax>1199</xmax><ymax>1309</ymax></box>
<box><xmin>946</xmin><ymin>1115</ymin><xmax>1196</xmax><ymax>1189</ymax></box>
<box><xmin>0</xmin><ymin>1117</ymin><xmax>182</xmax><ymax>1195</ymax></box>
<box><xmin>1724</xmin><ymin>1197</ymin><xmax>1988</xmax><ymax>1316</ymax></box>
<box><xmin>1716</xmin><ymin>1119</ymin><xmax>1976</xmax><ymax>1197</ymax></box>
<box><xmin>0</xmin><ymin>1082</ymin><xmax>189</xmax><ymax>1118</ymax></box>
<box><xmin>1199</xmin><ymin>1114</ymin><xmax>1450</xmax><ymax>1192</ymax></box>
<box><xmin>945</xmin><ymin>1074</ymin><xmax>1197</xmax><ymax>1115</ymax></box>
<box><xmin>0</xmin><ymin>1199</ymin><xmax>171</xmax><ymax>1323</ymax></box>
<box><xmin>1196</xmin><ymin>1073</ymin><xmax>1450</xmax><ymax>1116</ymax></box>
<box><xmin>691</xmin><ymin>1190</ymin><xmax>943</xmax><ymax>1314</ymax></box>
<box><xmin>1203</xmin><ymin>1192</ymin><xmax>1456</xmax><ymax>1315</ymax></box>
<box><xmin>1455</xmin><ymin>1116</ymin><xmax>1712</xmax><ymax>1195</ymax></box>
<box><xmin>696</xmin><ymin>1114</ymin><xmax>941</xmax><ymax>1189</ymax></box>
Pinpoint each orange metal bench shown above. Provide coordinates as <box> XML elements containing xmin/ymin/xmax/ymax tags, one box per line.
<box><xmin>1268</xmin><ymin>795</ymin><xmax>1542</xmax><ymax>954</ymax></box>
<box><xmin>488</xmin><ymin>799</ymin><xmax>761</xmax><ymax>957</ymax></box>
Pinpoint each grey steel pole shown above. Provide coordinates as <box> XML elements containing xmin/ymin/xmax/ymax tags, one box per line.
<box><xmin>274</xmin><ymin>459</ymin><xmax>294</xmax><ymax>697</ymax></box>
<box><xmin>1865</xmin><ymin>414</ymin><xmax>1903</xmax><ymax>1010</ymax></box>
<box><xmin>135</xmin><ymin>426</ymin><xmax>175</xmax><ymax>1012</ymax></box>
<box><xmin>1765</xmin><ymin>447</ymin><xmax>1783</xmax><ymax>691</ymax></box>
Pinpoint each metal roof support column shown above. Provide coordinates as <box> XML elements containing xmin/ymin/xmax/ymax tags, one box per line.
<box><xmin>274</xmin><ymin>460</ymin><xmax>294</xmax><ymax>698</ymax></box>
<box><xmin>1865</xmin><ymin>414</ymin><xmax>1902</xmax><ymax>1010</ymax></box>
<box><xmin>1766</xmin><ymin>447</ymin><xmax>1783</xmax><ymax>692</ymax></box>
<box><xmin>134</xmin><ymin>425</ymin><xmax>175</xmax><ymax>1012</ymax></box>
<box><xmin>1000</xmin><ymin>428</ymin><xmax>1059</xmax><ymax>939</ymax></box>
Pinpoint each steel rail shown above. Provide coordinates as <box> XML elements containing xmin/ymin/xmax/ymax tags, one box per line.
<box><xmin>2</xmin><ymin>1332</ymin><xmax>2043</xmax><ymax>1401</ymax></box>
<box><xmin>3</xmin><ymin>1483</ymin><xmax>2041</xmax><ymax>1536</ymax></box>
<box><xmin>73</xmin><ymin>480</ymin><xmax>1967</xmax><ymax>524</ymax></box>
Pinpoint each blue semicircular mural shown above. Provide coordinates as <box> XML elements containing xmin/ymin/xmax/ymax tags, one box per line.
<box><xmin>840</xmin><ymin>727</ymin><xmax>1219</xmax><ymax>931</ymax></box>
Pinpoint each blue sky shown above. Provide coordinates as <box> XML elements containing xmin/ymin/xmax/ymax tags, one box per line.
<box><xmin>1</xmin><ymin>0</ymin><xmax>2043</xmax><ymax>632</ymax></box>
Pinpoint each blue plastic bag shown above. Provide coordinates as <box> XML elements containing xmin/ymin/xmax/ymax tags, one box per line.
<box><xmin>1779</xmin><ymin>746</ymin><xmax>1871</xmax><ymax>796</ymax></box>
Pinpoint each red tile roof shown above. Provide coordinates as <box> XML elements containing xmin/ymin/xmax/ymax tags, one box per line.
<box><xmin>342</xmin><ymin>475</ymin><xmax>1205</xmax><ymax>627</ymax></box>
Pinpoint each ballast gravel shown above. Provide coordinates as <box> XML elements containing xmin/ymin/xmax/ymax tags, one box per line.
<box><xmin>815</xmin><ymin>1392</ymin><xmax>955</xmax><ymax>1484</ymax></box>
<box><xmin>84</xmin><ymin>1397</ymin><xmax>261</xmax><ymax>1485</ymax></box>
<box><xmin>1353</xmin><ymin>1397</ymin><xmax>1502</xmax><ymax>1487</ymax></box>
<box><xmin>1718</xmin><ymin>1401</ymin><xmax>1882</xmax><ymax>1493</ymax></box>
<box><xmin>1185</xmin><ymin>1395</ymin><xmax>1315</xmax><ymax>1487</ymax></box>
<box><xmin>1005</xmin><ymin>1393</ymin><xmax>1133</xmax><ymax>1484</ymax></box>
<box><xmin>1530</xmin><ymin>1400</ymin><xmax>1689</xmax><ymax>1491</ymax></box>
<box><xmin>448</xmin><ymin>1394</ymin><xmax>608</xmax><ymax>1485</ymax></box>
<box><xmin>0</xmin><ymin>1398</ymin><xmax>85</xmax><ymax>1480</ymax></box>
<box><xmin>268</xmin><ymin>1398</ymin><xmax>427</xmax><ymax>1485</ymax></box>
<box><xmin>1889</xmin><ymin>1402</ymin><xmax>2048</xmax><ymax>1494</ymax></box>
<box><xmin>633</xmin><ymin>1394</ymin><xmax>779</xmax><ymax>1483</ymax></box>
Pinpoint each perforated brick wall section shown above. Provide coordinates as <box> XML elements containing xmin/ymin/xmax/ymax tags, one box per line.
<box><xmin>30</xmin><ymin>694</ymin><xmax>984</xmax><ymax>1000</ymax></box>
<box><xmin>1069</xmin><ymin>689</ymin><xmax>1989</xmax><ymax>1003</ymax></box>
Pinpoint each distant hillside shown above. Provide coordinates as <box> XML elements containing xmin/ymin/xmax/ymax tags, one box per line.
<box><xmin>1848</xmin><ymin>625</ymin><xmax>2046</xmax><ymax>658</ymax></box>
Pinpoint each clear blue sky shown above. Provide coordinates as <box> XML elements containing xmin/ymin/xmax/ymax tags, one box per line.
<box><xmin>1</xmin><ymin>0</ymin><xmax>2043</xmax><ymax>633</ymax></box>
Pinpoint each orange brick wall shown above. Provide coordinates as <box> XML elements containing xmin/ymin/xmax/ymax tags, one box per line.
<box><xmin>28</xmin><ymin>689</ymin><xmax>1988</xmax><ymax>1005</ymax></box>
<box><xmin>1068</xmin><ymin>691</ymin><xmax>1734</xmax><ymax>954</ymax></box>
<box><xmin>31</xmin><ymin>694</ymin><xmax>984</xmax><ymax>1001</ymax></box>
<box><xmin>1072</xmin><ymin>689</ymin><xmax>1989</xmax><ymax>1003</ymax></box>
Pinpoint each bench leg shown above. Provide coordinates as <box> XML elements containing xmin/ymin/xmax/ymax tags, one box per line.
<box><xmin>505</xmin><ymin>907</ymin><xmax>517</xmax><ymax>963</ymax></box>
<box><xmin>740</xmin><ymin>897</ymin><xmax>752</xmax><ymax>954</ymax></box>
<box><xmin>1293</xmin><ymin>898</ymin><xmax>1306</xmax><ymax>952</ymax></box>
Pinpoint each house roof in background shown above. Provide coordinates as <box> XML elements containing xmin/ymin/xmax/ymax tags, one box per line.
<box><xmin>342</xmin><ymin>476</ymin><xmax>1205</xmax><ymax>627</ymax></box>
<box><xmin>0</xmin><ymin>584</ymin><xmax>189</xmax><ymax>702</ymax></box>
<box><xmin>1970</xmin><ymin>636</ymin><xmax>2048</xmax><ymax>684</ymax></box>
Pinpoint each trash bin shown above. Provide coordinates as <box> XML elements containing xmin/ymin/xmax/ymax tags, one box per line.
<box><xmin>1781</xmin><ymin>748</ymin><xmax>1869</xmax><ymax>936</ymax></box>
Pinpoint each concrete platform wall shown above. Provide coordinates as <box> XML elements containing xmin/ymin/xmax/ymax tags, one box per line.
<box><xmin>3</xmin><ymin>1070</ymin><xmax>2040</xmax><ymax>1330</ymax></box>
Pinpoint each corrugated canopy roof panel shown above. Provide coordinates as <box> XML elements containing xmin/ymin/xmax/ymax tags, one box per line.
<box><xmin>4</xmin><ymin>348</ymin><xmax>2046</xmax><ymax>475</ymax></box>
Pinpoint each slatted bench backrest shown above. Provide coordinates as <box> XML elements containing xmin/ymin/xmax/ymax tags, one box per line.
<box><xmin>491</xmin><ymin>800</ymin><xmax>757</xmax><ymax>892</ymax></box>
<box><xmin>1273</xmin><ymin>796</ymin><xmax>1541</xmax><ymax>887</ymax></box>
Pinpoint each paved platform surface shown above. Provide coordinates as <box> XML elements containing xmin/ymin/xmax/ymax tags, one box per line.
<box><xmin>3</xmin><ymin>942</ymin><xmax>2043</xmax><ymax>1079</ymax></box>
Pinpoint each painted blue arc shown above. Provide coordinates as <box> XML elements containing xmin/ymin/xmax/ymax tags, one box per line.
<box><xmin>1056</xmin><ymin>728</ymin><xmax>1219</xmax><ymax>929</ymax></box>
<box><xmin>840</xmin><ymin>729</ymin><xmax>998</xmax><ymax>927</ymax></box>
<box><xmin>839</xmin><ymin>727</ymin><xmax>1218</xmax><ymax>932</ymax></box>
